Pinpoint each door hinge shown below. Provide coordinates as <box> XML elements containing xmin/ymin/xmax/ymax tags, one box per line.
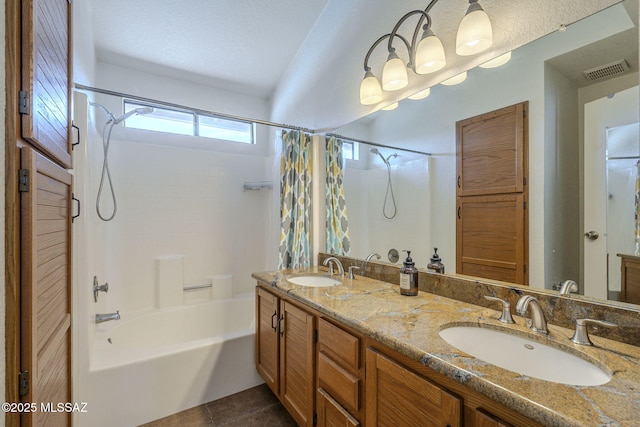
<box><xmin>18</xmin><ymin>169</ymin><xmax>30</xmax><ymax>192</ymax></box>
<box><xmin>523</xmin><ymin>108</ymin><xmax>527</xmax><ymax>118</ymax></box>
<box><xmin>523</xmin><ymin>177</ymin><xmax>527</xmax><ymax>186</ymax></box>
<box><xmin>523</xmin><ymin>201</ymin><xmax>527</xmax><ymax>209</ymax></box>
<box><xmin>313</xmin><ymin>329</ymin><xmax>318</xmax><ymax>343</ymax></box>
<box><xmin>18</xmin><ymin>91</ymin><xmax>30</xmax><ymax>115</ymax></box>
<box><xmin>18</xmin><ymin>371</ymin><xmax>29</xmax><ymax>397</ymax></box>
<box><xmin>313</xmin><ymin>412</ymin><xmax>317</xmax><ymax>426</ymax></box>
<box><xmin>524</xmin><ymin>264</ymin><xmax>527</xmax><ymax>274</ymax></box>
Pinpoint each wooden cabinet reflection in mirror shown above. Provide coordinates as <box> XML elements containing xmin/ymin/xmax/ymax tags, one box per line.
<box><xmin>456</xmin><ymin>102</ymin><xmax>528</xmax><ymax>285</ymax></box>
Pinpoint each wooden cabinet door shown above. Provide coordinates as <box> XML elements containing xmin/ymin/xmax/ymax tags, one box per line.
<box><xmin>365</xmin><ymin>349</ymin><xmax>461</xmax><ymax>427</ymax></box>
<box><xmin>456</xmin><ymin>103</ymin><xmax>527</xmax><ymax>197</ymax></box>
<box><xmin>475</xmin><ymin>408</ymin><xmax>515</xmax><ymax>427</ymax></box>
<box><xmin>317</xmin><ymin>388</ymin><xmax>359</xmax><ymax>427</ymax></box>
<box><xmin>457</xmin><ymin>194</ymin><xmax>526</xmax><ymax>284</ymax></box>
<box><xmin>256</xmin><ymin>287</ymin><xmax>280</xmax><ymax>394</ymax></box>
<box><xmin>21</xmin><ymin>0</ymin><xmax>72</xmax><ymax>168</ymax></box>
<box><xmin>280</xmin><ymin>300</ymin><xmax>315</xmax><ymax>427</ymax></box>
<box><xmin>20</xmin><ymin>146</ymin><xmax>72</xmax><ymax>426</ymax></box>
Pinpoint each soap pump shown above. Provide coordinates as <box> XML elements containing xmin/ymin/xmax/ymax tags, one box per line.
<box><xmin>400</xmin><ymin>250</ymin><xmax>419</xmax><ymax>296</ymax></box>
<box><xmin>427</xmin><ymin>247</ymin><xmax>445</xmax><ymax>274</ymax></box>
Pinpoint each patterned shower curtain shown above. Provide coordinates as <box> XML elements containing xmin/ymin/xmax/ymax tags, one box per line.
<box><xmin>325</xmin><ymin>136</ymin><xmax>351</xmax><ymax>255</ymax></box>
<box><xmin>278</xmin><ymin>130</ymin><xmax>313</xmax><ymax>269</ymax></box>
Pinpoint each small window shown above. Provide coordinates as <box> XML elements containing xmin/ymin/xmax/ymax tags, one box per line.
<box><xmin>342</xmin><ymin>140</ymin><xmax>359</xmax><ymax>160</ymax></box>
<box><xmin>198</xmin><ymin>115</ymin><xmax>254</xmax><ymax>144</ymax></box>
<box><xmin>123</xmin><ymin>100</ymin><xmax>255</xmax><ymax>144</ymax></box>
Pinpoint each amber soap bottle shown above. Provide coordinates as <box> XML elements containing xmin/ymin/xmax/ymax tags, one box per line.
<box><xmin>400</xmin><ymin>250</ymin><xmax>419</xmax><ymax>296</ymax></box>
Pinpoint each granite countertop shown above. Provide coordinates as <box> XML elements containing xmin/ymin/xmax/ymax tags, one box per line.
<box><xmin>252</xmin><ymin>267</ymin><xmax>640</xmax><ymax>427</ymax></box>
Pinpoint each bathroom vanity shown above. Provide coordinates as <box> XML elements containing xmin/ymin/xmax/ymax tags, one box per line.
<box><xmin>253</xmin><ymin>266</ymin><xmax>640</xmax><ymax>427</ymax></box>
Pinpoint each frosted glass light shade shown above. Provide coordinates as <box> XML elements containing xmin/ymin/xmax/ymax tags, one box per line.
<box><xmin>456</xmin><ymin>2</ymin><xmax>492</xmax><ymax>56</ymax></box>
<box><xmin>408</xmin><ymin>87</ymin><xmax>431</xmax><ymax>100</ymax></box>
<box><xmin>415</xmin><ymin>30</ymin><xmax>446</xmax><ymax>74</ymax></box>
<box><xmin>382</xmin><ymin>51</ymin><xmax>408</xmax><ymax>91</ymax></box>
<box><xmin>479</xmin><ymin>51</ymin><xmax>511</xmax><ymax>68</ymax></box>
<box><xmin>441</xmin><ymin>71</ymin><xmax>467</xmax><ymax>86</ymax></box>
<box><xmin>360</xmin><ymin>70</ymin><xmax>383</xmax><ymax>105</ymax></box>
<box><xmin>382</xmin><ymin>102</ymin><xmax>398</xmax><ymax>111</ymax></box>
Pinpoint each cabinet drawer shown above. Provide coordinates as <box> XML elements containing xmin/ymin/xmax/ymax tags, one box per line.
<box><xmin>318</xmin><ymin>353</ymin><xmax>360</xmax><ymax>414</ymax></box>
<box><xmin>318</xmin><ymin>318</ymin><xmax>360</xmax><ymax>371</ymax></box>
<box><xmin>317</xmin><ymin>388</ymin><xmax>359</xmax><ymax>427</ymax></box>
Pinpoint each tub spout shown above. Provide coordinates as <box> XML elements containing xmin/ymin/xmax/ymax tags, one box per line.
<box><xmin>96</xmin><ymin>311</ymin><xmax>120</xmax><ymax>324</ymax></box>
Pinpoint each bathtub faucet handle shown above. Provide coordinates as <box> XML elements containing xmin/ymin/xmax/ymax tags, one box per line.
<box><xmin>93</xmin><ymin>276</ymin><xmax>109</xmax><ymax>303</ymax></box>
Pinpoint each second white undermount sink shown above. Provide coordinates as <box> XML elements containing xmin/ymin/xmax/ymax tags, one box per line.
<box><xmin>286</xmin><ymin>274</ymin><xmax>341</xmax><ymax>288</ymax></box>
<box><xmin>439</xmin><ymin>326</ymin><xmax>611</xmax><ymax>386</ymax></box>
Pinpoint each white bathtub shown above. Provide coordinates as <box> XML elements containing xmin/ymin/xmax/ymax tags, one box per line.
<box><xmin>79</xmin><ymin>293</ymin><xmax>263</xmax><ymax>427</ymax></box>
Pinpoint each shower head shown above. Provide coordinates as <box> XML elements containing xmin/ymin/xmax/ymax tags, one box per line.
<box><xmin>112</xmin><ymin>107</ymin><xmax>154</xmax><ymax>124</ymax></box>
<box><xmin>369</xmin><ymin>147</ymin><xmax>397</xmax><ymax>165</ymax></box>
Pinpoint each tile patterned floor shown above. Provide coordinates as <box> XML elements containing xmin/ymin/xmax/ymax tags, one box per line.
<box><xmin>139</xmin><ymin>384</ymin><xmax>297</xmax><ymax>427</ymax></box>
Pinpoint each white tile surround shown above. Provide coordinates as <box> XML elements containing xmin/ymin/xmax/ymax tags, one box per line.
<box><xmin>86</xmin><ymin>134</ymin><xmax>274</xmax><ymax>313</ymax></box>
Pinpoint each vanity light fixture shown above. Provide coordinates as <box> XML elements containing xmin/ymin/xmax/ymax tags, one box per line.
<box><xmin>359</xmin><ymin>0</ymin><xmax>493</xmax><ymax>105</ymax></box>
<box><xmin>382</xmin><ymin>102</ymin><xmax>399</xmax><ymax>111</ymax></box>
<box><xmin>360</xmin><ymin>70</ymin><xmax>383</xmax><ymax>105</ymax></box>
<box><xmin>456</xmin><ymin>0</ymin><xmax>493</xmax><ymax>56</ymax></box>
<box><xmin>408</xmin><ymin>87</ymin><xmax>431</xmax><ymax>100</ymax></box>
<box><xmin>479</xmin><ymin>51</ymin><xmax>512</xmax><ymax>69</ymax></box>
<box><xmin>441</xmin><ymin>71</ymin><xmax>467</xmax><ymax>86</ymax></box>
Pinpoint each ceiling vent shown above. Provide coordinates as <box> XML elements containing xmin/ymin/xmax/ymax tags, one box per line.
<box><xmin>583</xmin><ymin>59</ymin><xmax>629</xmax><ymax>81</ymax></box>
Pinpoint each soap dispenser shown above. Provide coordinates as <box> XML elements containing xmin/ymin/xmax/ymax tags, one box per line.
<box><xmin>427</xmin><ymin>248</ymin><xmax>445</xmax><ymax>274</ymax></box>
<box><xmin>400</xmin><ymin>250</ymin><xmax>419</xmax><ymax>296</ymax></box>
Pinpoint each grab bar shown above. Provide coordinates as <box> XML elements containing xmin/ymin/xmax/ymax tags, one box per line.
<box><xmin>183</xmin><ymin>283</ymin><xmax>213</xmax><ymax>291</ymax></box>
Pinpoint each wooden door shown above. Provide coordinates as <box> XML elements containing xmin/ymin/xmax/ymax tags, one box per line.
<box><xmin>280</xmin><ymin>300</ymin><xmax>315</xmax><ymax>427</ymax></box>
<box><xmin>456</xmin><ymin>102</ymin><xmax>528</xmax><ymax>285</ymax></box>
<box><xmin>456</xmin><ymin>103</ymin><xmax>526</xmax><ymax>197</ymax></box>
<box><xmin>256</xmin><ymin>287</ymin><xmax>280</xmax><ymax>394</ymax></box>
<box><xmin>365</xmin><ymin>349</ymin><xmax>461</xmax><ymax>427</ymax></box>
<box><xmin>457</xmin><ymin>194</ymin><xmax>526</xmax><ymax>284</ymax></box>
<box><xmin>21</xmin><ymin>0</ymin><xmax>72</xmax><ymax>168</ymax></box>
<box><xmin>20</xmin><ymin>146</ymin><xmax>72</xmax><ymax>426</ymax></box>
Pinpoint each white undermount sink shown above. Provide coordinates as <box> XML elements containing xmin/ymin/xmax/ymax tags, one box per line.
<box><xmin>439</xmin><ymin>326</ymin><xmax>611</xmax><ymax>386</ymax></box>
<box><xmin>286</xmin><ymin>274</ymin><xmax>341</xmax><ymax>288</ymax></box>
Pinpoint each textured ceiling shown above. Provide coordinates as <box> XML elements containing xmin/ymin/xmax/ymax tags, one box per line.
<box><xmin>89</xmin><ymin>0</ymin><xmax>629</xmax><ymax>128</ymax></box>
<box><xmin>90</xmin><ymin>0</ymin><xmax>330</xmax><ymax>97</ymax></box>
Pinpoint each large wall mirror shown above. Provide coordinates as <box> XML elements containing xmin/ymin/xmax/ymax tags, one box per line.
<box><xmin>329</xmin><ymin>1</ymin><xmax>639</xmax><ymax>306</ymax></box>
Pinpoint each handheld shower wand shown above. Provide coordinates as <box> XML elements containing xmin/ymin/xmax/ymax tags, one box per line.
<box><xmin>370</xmin><ymin>147</ymin><xmax>398</xmax><ymax>219</ymax></box>
<box><xmin>89</xmin><ymin>103</ymin><xmax>154</xmax><ymax>221</ymax></box>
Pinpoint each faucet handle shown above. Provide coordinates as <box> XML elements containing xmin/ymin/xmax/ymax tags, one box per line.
<box><xmin>484</xmin><ymin>296</ymin><xmax>515</xmax><ymax>324</ymax></box>
<box><xmin>348</xmin><ymin>266</ymin><xmax>360</xmax><ymax>279</ymax></box>
<box><xmin>571</xmin><ymin>318</ymin><xmax>617</xmax><ymax>346</ymax></box>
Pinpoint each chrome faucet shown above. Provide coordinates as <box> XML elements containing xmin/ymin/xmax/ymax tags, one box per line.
<box><xmin>96</xmin><ymin>311</ymin><xmax>120</xmax><ymax>324</ymax></box>
<box><xmin>559</xmin><ymin>280</ymin><xmax>578</xmax><ymax>295</ymax></box>
<box><xmin>515</xmin><ymin>295</ymin><xmax>548</xmax><ymax>334</ymax></box>
<box><xmin>571</xmin><ymin>318</ymin><xmax>617</xmax><ymax>346</ymax></box>
<box><xmin>362</xmin><ymin>253</ymin><xmax>381</xmax><ymax>274</ymax></box>
<box><xmin>323</xmin><ymin>257</ymin><xmax>345</xmax><ymax>276</ymax></box>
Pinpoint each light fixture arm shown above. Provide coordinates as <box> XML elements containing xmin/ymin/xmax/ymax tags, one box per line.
<box><xmin>386</xmin><ymin>9</ymin><xmax>431</xmax><ymax>70</ymax></box>
<box><xmin>363</xmin><ymin>33</ymin><xmax>411</xmax><ymax>71</ymax></box>
<box><xmin>368</xmin><ymin>0</ymin><xmax>441</xmax><ymax>73</ymax></box>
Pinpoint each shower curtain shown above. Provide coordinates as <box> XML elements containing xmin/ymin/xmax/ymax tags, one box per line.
<box><xmin>278</xmin><ymin>130</ymin><xmax>313</xmax><ymax>269</ymax></box>
<box><xmin>325</xmin><ymin>136</ymin><xmax>351</xmax><ymax>255</ymax></box>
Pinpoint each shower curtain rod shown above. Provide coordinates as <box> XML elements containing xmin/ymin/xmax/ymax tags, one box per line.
<box><xmin>74</xmin><ymin>83</ymin><xmax>314</xmax><ymax>133</ymax></box>
<box><xmin>326</xmin><ymin>133</ymin><xmax>432</xmax><ymax>157</ymax></box>
<box><xmin>74</xmin><ymin>84</ymin><xmax>432</xmax><ymax>156</ymax></box>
